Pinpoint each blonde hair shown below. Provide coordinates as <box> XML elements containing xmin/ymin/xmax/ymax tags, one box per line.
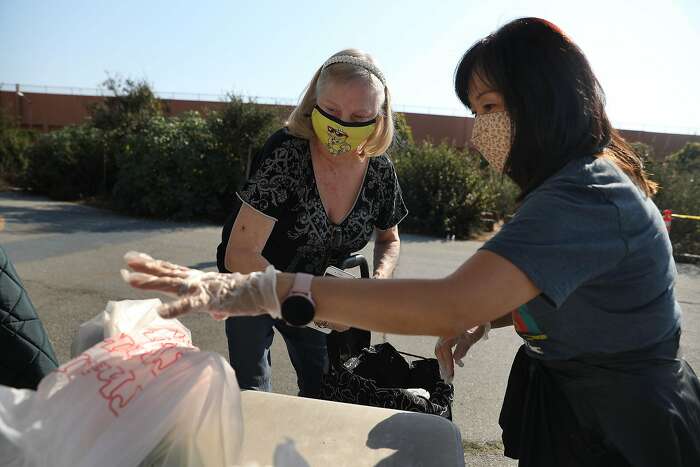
<box><xmin>286</xmin><ymin>49</ymin><xmax>394</xmax><ymax>157</ymax></box>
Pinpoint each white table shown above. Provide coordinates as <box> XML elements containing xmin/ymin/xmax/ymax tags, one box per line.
<box><xmin>240</xmin><ymin>391</ymin><xmax>464</xmax><ymax>466</ymax></box>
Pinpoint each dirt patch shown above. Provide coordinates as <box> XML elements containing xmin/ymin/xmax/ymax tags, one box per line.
<box><xmin>463</xmin><ymin>440</ymin><xmax>516</xmax><ymax>466</ymax></box>
<box><xmin>463</xmin><ymin>439</ymin><xmax>505</xmax><ymax>454</ymax></box>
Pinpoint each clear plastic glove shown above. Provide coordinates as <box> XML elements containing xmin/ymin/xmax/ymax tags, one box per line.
<box><xmin>121</xmin><ymin>251</ymin><xmax>280</xmax><ymax>320</ymax></box>
<box><xmin>434</xmin><ymin>325</ymin><xmax>486</xmax><ymax>384</ymax></box>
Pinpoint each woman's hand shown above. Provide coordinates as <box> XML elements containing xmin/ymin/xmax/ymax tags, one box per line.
<box><xmin>434</xmin><ymin>325</ymin><xmax>486</xmax><ymax>383</ymax></box>
<box><xmin>121</xmin><ymin>251</ymin><xmax>281</xmax><ymax>320</ymax></box>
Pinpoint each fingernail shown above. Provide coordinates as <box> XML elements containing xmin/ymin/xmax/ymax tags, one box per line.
<box><xmin>124</xmin><ymin>251</ymin><xmax>153</xmax><ymax>262</ymax></box>
<box><xmin>122</xmin><ymin>271</ymin><xmax>154</xmax><ymax>285</ymax></box>
<box><xmin>157</xmin><ymin>307</ymin><xmax>173</xmax><ymax>319</ymax></box>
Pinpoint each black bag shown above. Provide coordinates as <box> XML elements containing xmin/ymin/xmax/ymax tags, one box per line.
<box><xmin>325</xmin><ymin>328</ymin><xmax>371</xmax><ymax>368</ymax></box>
<box><xmin>320</xmin><ymin>342</ymin><xmax>454</xmax><ymax>419</ymax></box>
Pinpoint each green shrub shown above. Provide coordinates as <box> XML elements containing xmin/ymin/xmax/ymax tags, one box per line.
<box><xmin>393</xmin><ymin>142</ymin><xmax>499</xmax><ymax>238</ymax></box>
<box><xmin>24</xmin><ymin>125</ymin><xmax>103</xmax><ymax>200</ymax></box>
<box><xmin>14</xmin><ymin>81</ymin><xmax>527</xmax><ymax>238</ymax></box>
<box><xmin>0</xmin><ymin>109</ymin><xmax>35</xmax><ymax>186</ymax></box>
<box><xmin>389</xmin><ymin>115</ymin><xmax>517</xmax><ymax>238</ymax></box>
<box><xmin>89</xmin><ymin>77</ymin><xmax>165</xmax><ymax>196</ymax></box>
<box><xmin>482</xmin><ymin>169</ymin><xmax>519</xmax><ymax>220</ymax></box>
<box><xmin>206</xmin><ymin>96</ymin><xmax>281</xmax><ymax>218</ymax></box>
<box><xmin>89</xmin><ymin>77</ymin><xmax>163</xmax><ymax>132</ymax></box>
<box><xmin>388</xmin><ymin>112</ymin><xmax>414</xmax><ymax>154</ymax></box>
<box><xmin>111</xmin><ymin>99</ymin><xmax>280</xmax><ymax>220</ymax></box>
<box><xmin>648</xmin><ymin>142</ymin><xmax>700</xmax><ymax>255</ymax></box>
<box><xmin>111</xmin><ymin>113</ymin><xmax>203</xmax><ymax>218</ymax></box>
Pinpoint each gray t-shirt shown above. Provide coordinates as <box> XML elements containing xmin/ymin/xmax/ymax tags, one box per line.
<box><xmin>482</xmin><ymin>156</ymin><xmax>681</xmax><ymax>360</ymax></box>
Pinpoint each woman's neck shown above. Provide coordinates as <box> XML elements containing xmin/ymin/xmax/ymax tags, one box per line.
<box><xmin>311</xmin><ymin>138</ymin><xmax>366</xmax><ymax>169</ymax></box>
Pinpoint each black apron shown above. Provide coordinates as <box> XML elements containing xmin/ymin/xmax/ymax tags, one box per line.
<box><xmin>500</xmin><ymin>333</ymin><xmax>700</xmax><ymax>466</ymax></box>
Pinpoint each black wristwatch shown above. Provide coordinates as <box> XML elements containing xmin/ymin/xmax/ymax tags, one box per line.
<box><xmin>280</xmin><ymin>273</ymin><xmax>316</xmax><ymax>326</ymax></box>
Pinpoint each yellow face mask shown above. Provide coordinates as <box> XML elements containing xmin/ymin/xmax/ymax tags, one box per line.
<box><xmin>311</xmin><ymin>105</ymin><xmax>377</xmax><ymax>156</ymax></box>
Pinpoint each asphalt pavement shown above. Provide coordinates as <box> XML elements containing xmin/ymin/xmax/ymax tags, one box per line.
<box><xmin>2</xmin><ymin>190</ymin><xmax>699</xmax><ymax>466</ymax></box>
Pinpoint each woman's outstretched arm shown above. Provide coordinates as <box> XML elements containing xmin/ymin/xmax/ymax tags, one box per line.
<box><xmin>124</xmin><ymin>249</ymin><xmax>538</xmax><ymax>338</ymax></box>
<box><xmin>279</xmin><ymin>250</ymin><xmax>539</xmax><ymax>337</ymax></box>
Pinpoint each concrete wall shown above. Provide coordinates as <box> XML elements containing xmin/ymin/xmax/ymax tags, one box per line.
<box><xmin>1</xmin><ymin>90</ymin><xmax>697</xmax><ymax>158</ymax></box>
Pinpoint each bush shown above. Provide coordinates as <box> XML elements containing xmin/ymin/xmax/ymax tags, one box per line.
<box><xmin>389</xmin><ymin>114</ymin><xmax>517</xmax><ymax>238</ymax></box>
<box><xmin>111</xmin><ymin>113</ymin><xmax>208</xmax><ymax>218</ymax></box>
<box><xmin>89</xmin><ymin>77</ymin><xmax>165</xmax><ymax>196</ymax></box>
<box><xmin>89</xmin><ymin>77</ymin><xmax>163</xmax><ymax>132</ymax></box>
<box><xmin>388</xmin><ymin>112</ymin><xmax>414</xmax><ymax>154</ymax></box>
<box><xmin>24</xmin><ymin>125</ymin><xmax>103</xmax><ymax>200</ymax></box>
<box><xmin>111</xmin><ymin>99</ymin><xmax>280</xmax><ymax>220</ymax></box>
<box><xmin>482</xmin><ymin>170</ymin><xmax>519</xmax><ymax>220</ymax></box>
<box><xmin>393</xmin><ymin>142</ymin><xmax>499</xmax><ymax>238</ymax></box>
<box><xmin>111</xmin><ymin>116</ymin><xmax>189</xmax><ymax>217</ymax></box>
<box><xmin>14</xmin><ymin>79</ymin><xmax>281</xmax><ymax>221</ymax></box>
<box><xmin>0</xmin><ymin>109</ymin><xmax>35</xmax><ymax>186</ymax></box>
<box><xmin>14</xmin><ymin>81</ymin><xmax>525</xmax><ymax>237</ymax></box>
<box><xmin>648</xmin><ymin>142</ymin><xmax>700</xmax><ymax>255</ymax></box>
<box><xmin>206</xmin><ymin>96</ymin><xmax>281</xmax><ymax>218</ymax></box>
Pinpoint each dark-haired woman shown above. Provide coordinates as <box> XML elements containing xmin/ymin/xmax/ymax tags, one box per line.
<box><xmin>125</xmin><ymin>17</ymin><xmax>700</xmax><ymax>466</ymax></box>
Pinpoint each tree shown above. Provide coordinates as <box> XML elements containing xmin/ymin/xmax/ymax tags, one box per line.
<box><xmin>89</xmin><ymin>76</ymin><xmax>163</xmax><ymax>132</ymax></box>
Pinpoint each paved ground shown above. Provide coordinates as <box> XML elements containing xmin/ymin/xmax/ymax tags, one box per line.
<box><xmin>2</xmin><ymin>191</ymin><xmax>699</xmax><ymax>466</ymax></box>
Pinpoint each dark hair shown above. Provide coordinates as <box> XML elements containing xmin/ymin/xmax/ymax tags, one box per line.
<box><xmin>455</xmin><ymin>17</ymin><xmax>657</xmax><ymax>198</ymax></box>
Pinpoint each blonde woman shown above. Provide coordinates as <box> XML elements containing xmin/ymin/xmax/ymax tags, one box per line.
<box><xmin>215</xmin><ymin>49</ymin><xmax>407</xmax><ymax>398</ymax></box>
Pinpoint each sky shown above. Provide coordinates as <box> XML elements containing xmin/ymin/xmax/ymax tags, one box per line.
<box><xmin>1</xmin><ymin>0</ymin><xmax>699</xmax><ymax>134</ymax></box>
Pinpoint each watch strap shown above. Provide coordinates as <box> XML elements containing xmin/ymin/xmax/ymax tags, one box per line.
<box><xmin>289</xmin><ymin>272</ymin><xmax>313</xmax><ymax>297</ymax></box>
<box><xmin>281</xmin><ymin>273</ymin><xmax>316</xmax><ymax>326</ymax></box>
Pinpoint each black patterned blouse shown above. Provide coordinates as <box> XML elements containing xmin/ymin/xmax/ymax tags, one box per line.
<box><xmin>233</xmin><ymin>128</ymin><xmax>407</xmax><ymax>275</ymax></box>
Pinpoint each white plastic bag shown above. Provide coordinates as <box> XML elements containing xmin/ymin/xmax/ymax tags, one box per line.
<box><xmin>70</xmin><ymin>298</ymin><xmax>192</xmax><ymax>358</ymax></box>
<box><xmin>0</xmin><ymin>299</ymin><xmax>243</xmax><ymax>467</ymax></box>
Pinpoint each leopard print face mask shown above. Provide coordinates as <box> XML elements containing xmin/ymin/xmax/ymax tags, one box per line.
<box><xmin>470</xmin><ymin>111</ymin><xmax>513</xmax><ymax>173</ymax></box>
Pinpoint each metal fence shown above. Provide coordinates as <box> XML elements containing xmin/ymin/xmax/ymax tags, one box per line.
<box><xmin>1</xmin><ymin>82</ymin><xmax>698</xmax><ymax>132</ymax></box>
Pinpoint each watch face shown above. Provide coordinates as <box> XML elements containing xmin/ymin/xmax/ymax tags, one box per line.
<box><xmin>281</xmin><ymin>295</ymin><xmax>315</xmax><ymax>326</ymax></box>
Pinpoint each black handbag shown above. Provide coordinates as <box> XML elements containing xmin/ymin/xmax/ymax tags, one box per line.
<box><xmin>320</xmin><ymin>342</ymin><xmax>454</xmax><ymax>419</ymax></box>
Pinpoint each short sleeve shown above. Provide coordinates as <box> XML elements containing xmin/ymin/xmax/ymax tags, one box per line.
<box><xmin>237</xmin><ymin>130</ymin><xmax>303</xmax><ymax>221</ymax></box>
<box><xmin>375</xmin><ymin>158</ymin><xmax>408</xmax><ymax>230</ymax></box>
<box><xmin>481</xmin><ymin>182</ymin><xmax>627</xmax><ymax>308</ymax></box>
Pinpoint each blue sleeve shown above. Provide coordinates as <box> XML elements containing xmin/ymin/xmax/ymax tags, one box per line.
<box><xmin>237</xmin><ymin>131</ymin><xmax>301</xmax><ymax>221</ymax></box>
<box><xmin>480</xmin><ymin>182</ymin><xmax>627</xmax><ymax>308</ymax></box>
